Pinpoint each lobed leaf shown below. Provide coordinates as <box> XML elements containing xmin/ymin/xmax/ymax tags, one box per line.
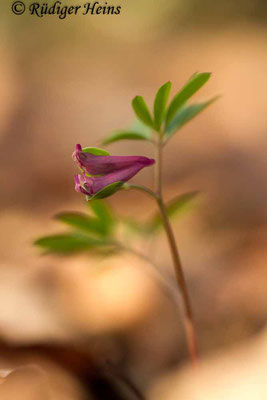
<box><xmin>121</xmin><ymin>217</ymin><xmax>151</xmax><ymax>236</ymax></box>
<box><xmin>90</xmin><ymin>200</ymin><xmax>115</xmax><ymax>234</ymax></box>
<box><xmin>54</xmin><ymin>212</ymin><xmax>108</xmax><ymax>236</ymax></box>
<box><xmin>34</xmin><ymin>233</ymin><xmax>107</xmax><ymax>254</ymax></box>
<box><xmin>148</xmin><ymin>191</ymin><xmax>199</xmax><ymax>232</ymax></box>
<box><xmin>102</xmin><ymin>130</ymin><xmax>151</xmax><ymax>145</ymax></box>
<box><xmin>132</xmin><ymin>96</ymin><xmax>154</xmax><ymax>129</ymax></box>
<box><xmin>153</xmin><ymin>81</ymin><xmax>172</xmax><ymax>132</ymax></box>
<box><xmin>164</xmin><ymin>97</ymin><xmax>218</xmax><ymax>141</ymax></box>
<box><xmin>165</xmin><ymin>72</ymin><xmax>211</xmax><ymax>126</ymax></box>
<box><xmin>130</xmin><ymin>118</ymin><xmax>152</xmax><ymax>135</ymax></box>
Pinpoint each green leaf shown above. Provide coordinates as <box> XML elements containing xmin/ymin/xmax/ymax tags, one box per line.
<box><xmin>132</xmin><ymin>96</ymin><xmax>154</xmax><ymax>129</ymax></box>
<box><xmin>165</xmin><ymin>72</ymin><xmax>211</xmax><ymax>126</ymax></box>
<box><xmin>90</xmin><ymin>200</ymin><xmax>114</xmax><ymax>221</ymax></box>
<box><xmin>34</xmin><ymin>233</ymin><xmax>107</xmax><ymax>254</ymax></box>
<box><xmin>165</xmin><ymin>97</ymin><xmax>218</xmax><ymax>141</ymax></box>
<box><xmin>102</xmin><ymin>130</ymin><xmax>151</xmax><ymax>145</ymax></box>
<box><xmin>148</xmin><ymin>191</ymin><xmax>199</xmax><ymax>232</ymax></box>
<box><xmin>153</xmin><ymin>81</ymin><xmax>172</xmax><ymax>132</ymax></box>
<box><xmin>54</xmin><ymin>212</ymin><xmax>107</xmax><ymax>236</ymax></box>
<box><xmin>130</xmin><ymin>118</ymin><xmax>152</xmax><ymax>135</ymax></box>
<box><xmin>83</xmin><ymin>147</ymin><xmax>110</xmax><ymax>156</ymax></box>
<box><xmin>88</xmin><ymin>181</ymin><xmax>124</xmax><ymax>200</ymax></box>
<box><xmin>90</xmin><ymin>200</ymin><xmax>115</xmax><ymax>234</ymax></box>
<box><xmin>122</xmin><ymin>217</ymin><xmax>150</xmax><ymax>236</ymax></box>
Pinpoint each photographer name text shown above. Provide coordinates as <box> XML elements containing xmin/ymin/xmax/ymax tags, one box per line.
<box><xmin>12</xmin><ymin>1</ymin><xmax>122</xmax><ymax>18</ymax></box>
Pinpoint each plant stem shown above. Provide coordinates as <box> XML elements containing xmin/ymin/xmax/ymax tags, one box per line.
<box><xmin>155</xmin><ymin>136</ymin><xmax>163</xmax><ymax>195</ymax></box>
<box><xmin>124</xmin><ymin>142</ymin><xmax>199</xmax><ymax>364</ymax></box>
<box><xmin>123</xmin><ymin>183</ymin><xmax>157</xmax><ymax>200</ymax></box>
<box><xmin>155</xmin><ymin>135</ymin><xmax>199</xmax><ymax>365</ymax></box>
<box><xmin>117</xmin><ymin>243</ymin><xmax>179</xmax><ymax>305</ymax></box>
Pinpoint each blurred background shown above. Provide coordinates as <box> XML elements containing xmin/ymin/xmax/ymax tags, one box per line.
<box><xmin>0</xmin><ymin>0</ymin><xmax>267</xmax><ymax>398</ymax></box>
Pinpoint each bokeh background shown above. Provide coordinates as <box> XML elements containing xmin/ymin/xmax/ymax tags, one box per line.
<box><xmin>0</xmin><ymin>0</ymin><xmax>267</xmax><ymax>398</ymax></box>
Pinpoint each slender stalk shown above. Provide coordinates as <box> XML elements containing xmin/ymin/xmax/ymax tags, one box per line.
<box><xmin>124</xmin><ymin>183</ymin><xmax>156</xmax><ymax>200</ymax></box>
<box><xmin>155</xmin><ymin>134</ymin><xmax>199</xmax><ymax>365</ymax></box>
<box><xmin>118</xmin><ymin>244</ymin><xmax>179</xmax><ymax>305</ymax></box>
<box><xmin>124</xmin><ymin>144</ymin><xmax>199</xmax><ymax>364</ymax></box>
<box><xmin>155</xmin><ymin>135</ymin><xmax>163</xmax><ymax>195</ymax></box>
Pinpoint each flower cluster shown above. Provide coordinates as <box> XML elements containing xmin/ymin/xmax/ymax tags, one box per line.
<box><xmin>73</xmin><ymin>144</ymin><xmax>155</xmax><ymax>198</ymax></box>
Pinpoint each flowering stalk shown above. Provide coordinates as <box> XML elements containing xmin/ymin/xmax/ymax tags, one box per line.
<box><xmin>127</xmin><ymin>136</ymin><xmax>199</xmax><ymax>364</ymax></box>
<box><xmin>155</xmin><ymin>135</ymin><xmax>198</xmax><ymax>364</ymax></box>
<box><xmin>129</xmin><ymin>138</ymin><xmax>199</xmax><ymax>365</ymax></box>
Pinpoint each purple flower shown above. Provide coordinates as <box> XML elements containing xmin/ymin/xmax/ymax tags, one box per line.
<box><xmin>73</xmin><ymin>144</ymin><xmax>154</xmax><ymax>175</ymax></box>
<box><xmin>73</xmin><ymin>144</ymin><xmax>155</xmax><ymax>197</ymax></box>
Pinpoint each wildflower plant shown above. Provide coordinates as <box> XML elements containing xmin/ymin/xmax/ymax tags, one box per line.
<box><xmin>35</xmin><ymin>72</ymin><xmax>217</xmax><ymax>366</ymax></box>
